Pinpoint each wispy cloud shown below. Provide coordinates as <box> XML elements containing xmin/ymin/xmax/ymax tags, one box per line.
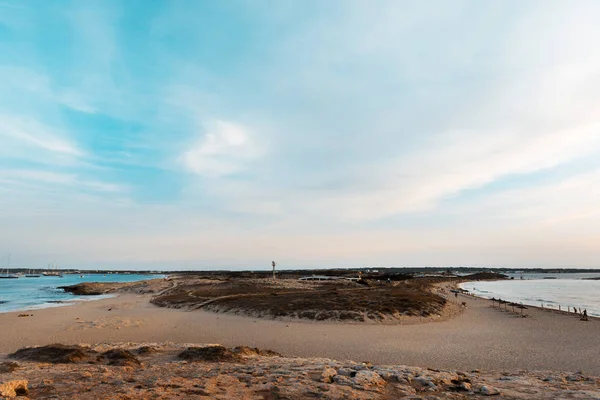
<box><xmin>0</xmin><ymin>169</ymin><xmax>128</xmax><ymax>193</ymax></box>
<box><xmin>0</xmin><ymin>114</ymin><xmax>83</xmax><ymax>157</ymax></box>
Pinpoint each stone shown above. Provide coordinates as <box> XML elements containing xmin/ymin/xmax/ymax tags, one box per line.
<box><xmin>178</xmin><ymin>346</ymin><xmax>240</xmax><ymax>362</ymax></box>
<box><xmin>337</xmin><ymin>368</ymin><xmax>356</xmax><ymax>377</ymax></box>
<box><xmin>0</xmin><ymin>362</ymin><xmax>19</xmax><ymax>374</ymax></box>
<box><xmin>231</xmin><ymin>346</ymin><xmax>281</xmax><ymax>357</ymax></box>
<box><xmin>332</xmin><ymin>375</ymin><xmax>353</xmax><ymax>386</ymax></box>
<box><xmin>480</xmin><ymin>385</ymin><xmax>501</xmax><ymax>396</ymax></box>
<box><xmin>136</xmin><ymin>346</ymin><xmax>159</xmax><ymax>355</ymax></box>
<box><xmin>353</xmin><ymin>370</ymin><xmax>386</xmax><ymax>387</ymax></box>
<box><xmin>321</xmin><ymin>367</ymin><xmax>337</xmax><ymax>383</ymax></box>
<box><xmin>0</xmin><ymin>380</ymin><xmax>28</xmax><ymax>397</ymax></box>
<box><xmin>566</xmin><ymin>374</ymin><xmax>584</xmax><ymax>382</ymax></box>
<box><xmin>415</xmin><ymin>376</ymin><xmax>436</xmax><ymax>388</ymax></box>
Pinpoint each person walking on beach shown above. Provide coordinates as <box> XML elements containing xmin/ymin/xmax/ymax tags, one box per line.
<box><xmin>581</xmin><ymin>309</ymin><xmax>588</xmax><ymax>321</ymax></box>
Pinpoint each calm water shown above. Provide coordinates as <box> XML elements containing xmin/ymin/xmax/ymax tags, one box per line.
<box><xmin>0</xmin><ymin>273</ymin><xmax>160</xmax><ymax>313</ymax></box>
<box><xmin>460</xmin><ymin>273</ymin><xmax>600</xmax><ymax>317</ymax></box>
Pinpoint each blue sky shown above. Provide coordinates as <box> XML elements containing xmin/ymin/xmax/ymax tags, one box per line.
<box><xmin>1</xmin><ymin>0</ymin><xmax>600</xmax><ymax>270</ymax></box>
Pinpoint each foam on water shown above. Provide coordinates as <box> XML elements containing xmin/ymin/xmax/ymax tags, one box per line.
<box><xmin>0</xmin><ymin>273</ymin><xmax>160</xmax><ymax>313</ymax></box>
<box><xmin>460</xmin><ymin>273</ymin><xmax>600</xmax><ymax>317</ymax></box>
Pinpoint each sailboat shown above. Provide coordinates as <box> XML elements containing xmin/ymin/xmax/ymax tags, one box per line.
<box><xmin>0</xmin><ymin>269</ymin><xmax>19</xmax><ymax>279</ymax></box>
<box><xmin>0</xmin><ymin>254</ymin><xmax>19</xmax><ymax>279</ymax></box>
<box><xmin>42</xmin><ymin>263</ymin><xmax>63</xmax><ymax>277</ymax></box>
<box><xmin>25</xmin><ymin>269</ymin><xmax>41</xmax><ymax>278</ymax></box>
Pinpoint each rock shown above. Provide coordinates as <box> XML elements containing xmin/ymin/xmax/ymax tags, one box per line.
<box><xmin>231</xmin><ymin>346</ymin><xmax>281</xmax><ymax>357</ymax></box>
<box><xmin>332</xmin><ymin>375</ymin><xmax>353</xmax><ymax>386</ymax></box>
<box><xmin>374</xmin><ymin>369</ymin><xmax>400</xmax><ymax>382</ymax></box>
<box><xmin>566</xmin><ymin>374</ymin><xmax>584</xmax><ymax>382</ymax></box>
<box><xmin>479</xmin><ymin>385</ymin><xmax>500</xmax><ymax>396</ymax></box>
<box><xmin>8</xmin><ymin>344</ymin><xmax>92</xmax><ymax>364</ymax></box>
<box><xmin>178</xmin><ymin>346</ymin><xmax>241</xmax><ymax>362</ymax></box>
<box><xmin>0</xmin><ymin>380</ymin><xmax>28</xmax><ymax>397</ymax></box>
<box><xmin>415</xmin><ymin>376</ymin><xmax>436</xmax><ymax>388</ymax></box>
<box><xmin>58</xmin><ymin>283</ymin><xmax>112</xmax><ymax>295</ymax></box>
<box><xmin>321</xmin><ymin>367</ymin><xmax>337</xmax><ymax>383</ymax></box>
<box><xmin>499</xmin><ymin>375</ymin><xmax>516</xmax><ymax>381</ymax></box>
<box><xmin>0</xmin><ymin>362</ymin><xmax>19</xmax><ymax>373</ymax></box>
<box><xmin>353</xmin><ymin>370</ymin><xmax>386</xmax><ymax>387</ymax></box>
<box><xmin>99</xmin><ymin>349</ymin><xmax>141</xmax><ymax>367</ymax></box>
<box><xmin>337</xmin><ymin>368</ymin><xmax>356</xmax><ymax>377</ymax></box>
<box><xmin>136</xmin><ymin>346</ymin><xmax>159</xmax><ymax>355</ymax></box>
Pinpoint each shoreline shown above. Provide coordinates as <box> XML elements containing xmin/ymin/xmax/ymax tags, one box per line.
<box><xmin>1</xmin><ymin>288</ymin><xmax>599</xmax><ymax>374</ymax></box>
<box><xmin>0</xmin><ymin>294</ymin><xmax>119</xmax><ymax>315</ymax></box>
<box><xmin>0</xmin><ymin>274</ymin><xmax>164</xmax><ymax>315</ymax></box>
<box><xmin>458</xmin><ymin>280</ymin><xmax>600</xmax><ymax>321</ymax></box>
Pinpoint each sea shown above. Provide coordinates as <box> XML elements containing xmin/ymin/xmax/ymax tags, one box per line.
<box><xmin>0</xmin><ymin>273</ymin><xmax>160</xmax><ymax>313</ymax></box>
<box><xmin>460</xmin><ymin>272</ymin><xmax>600</xmax><ymax>317</ymax></box>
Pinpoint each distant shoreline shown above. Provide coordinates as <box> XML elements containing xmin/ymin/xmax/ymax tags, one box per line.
<box><xmin>458</xmin><ymin>279</ymin><xmax>600</xmax><ymax>320</ymax></box>
<box><xmin>0</xmin><ymin>273</ymin><xmax>162</xmax><ymax>315</ymax></box>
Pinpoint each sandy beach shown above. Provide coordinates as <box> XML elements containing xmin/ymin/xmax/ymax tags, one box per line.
<box><xmin>2</xmin><ymin>290</ymin><xmax>599</xmax><ymax>375</ymax></box>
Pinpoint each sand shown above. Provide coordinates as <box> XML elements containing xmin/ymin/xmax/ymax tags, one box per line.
<box><xmin>1</xmin><ymin>291</ymin><xmax>598</xmax><ymax>374</ymax></box>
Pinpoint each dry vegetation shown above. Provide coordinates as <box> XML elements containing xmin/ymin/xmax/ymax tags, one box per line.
<box><xmin>150</xmin><ymin>277</ymin><xmax>449</xmax><ymax>322</ymax></box>
<box><xmin>60</xmin><ymin>272</ymin><xmax>507</xmax><ymax>323</ymax></box>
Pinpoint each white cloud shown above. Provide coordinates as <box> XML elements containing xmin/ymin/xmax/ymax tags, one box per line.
<box><xmin>328</xmin><ymin>122</ymin><xmax>600</xmax><ymax>220</ymax></box>
<box><xmin>182</xmin><ymin>120</ymin><xmax>262</xmax><ymax>177</ymax></box>
<box><xmin>461</xmin><ymin>168</ymin><xmax>600</xmax><ymax>227</ymax></box>
<box><xmin>0</xmin><ymin>114</ymin><xmax>83</xmax><ymax>157</ymax></box>
<box><xmin>0</xmin><ymin>169</ymin><xmax>127</xmax><ymax>194</ymax></box>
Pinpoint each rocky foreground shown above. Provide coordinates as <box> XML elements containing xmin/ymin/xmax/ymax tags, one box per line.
<box><xmin>1</xmin><ymin>343</ymin><xmax>599</xmax><ymax>399</ymax></box>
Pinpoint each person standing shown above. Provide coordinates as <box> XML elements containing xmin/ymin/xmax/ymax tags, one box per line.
<box><xmin>272</xmin><ymin>261</ymin><xmax>277</xmax><ymax>280</ymax></box>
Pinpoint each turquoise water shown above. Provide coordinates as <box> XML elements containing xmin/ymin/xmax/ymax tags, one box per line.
<box><xmin>460</xmin><ymin>273</ymin><xmax>600</xmax><ymax>317</ymax></box>
<box><xmin>0</xmin><ymin>273</ymin><xmax>160</xmax><ymax>313</ymax></box>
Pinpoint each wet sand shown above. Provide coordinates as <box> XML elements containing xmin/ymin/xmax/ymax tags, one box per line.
<box><xmin>1</xmin><ymin>291</ymin><xmax>598</xmax><ymax>374</ymax></box>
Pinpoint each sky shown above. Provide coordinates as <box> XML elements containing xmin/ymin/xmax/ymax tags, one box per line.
<box><xmin>1</xmin><ymin>0</ymin><xmax>600</xmax><ymax>270</ymax></box>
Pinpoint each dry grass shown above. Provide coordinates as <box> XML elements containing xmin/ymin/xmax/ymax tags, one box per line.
<box><xmin>150</xmin><ymin>278</ymin><xmax>447</xmax><ymax>322</ymax></box>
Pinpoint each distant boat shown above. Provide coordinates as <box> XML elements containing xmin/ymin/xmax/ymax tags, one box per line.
<box><xmin>25</xmin><ymin>269</ymin><xmax>41</xmax><ymax>278</ymax></box>
<box><xmin>0</xmin><ymin>269</ymin><xmax>19</xmax><ymax>279</ymax></box>
<box><xmin>1</xmin><ymin>254</ymin><xmax>19</xmax><ymax>278</ymax></box>
<box><xmin>42</xmin><ymin>263</ymin><xmax>63</xmax><ymax>278</ymax></box>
